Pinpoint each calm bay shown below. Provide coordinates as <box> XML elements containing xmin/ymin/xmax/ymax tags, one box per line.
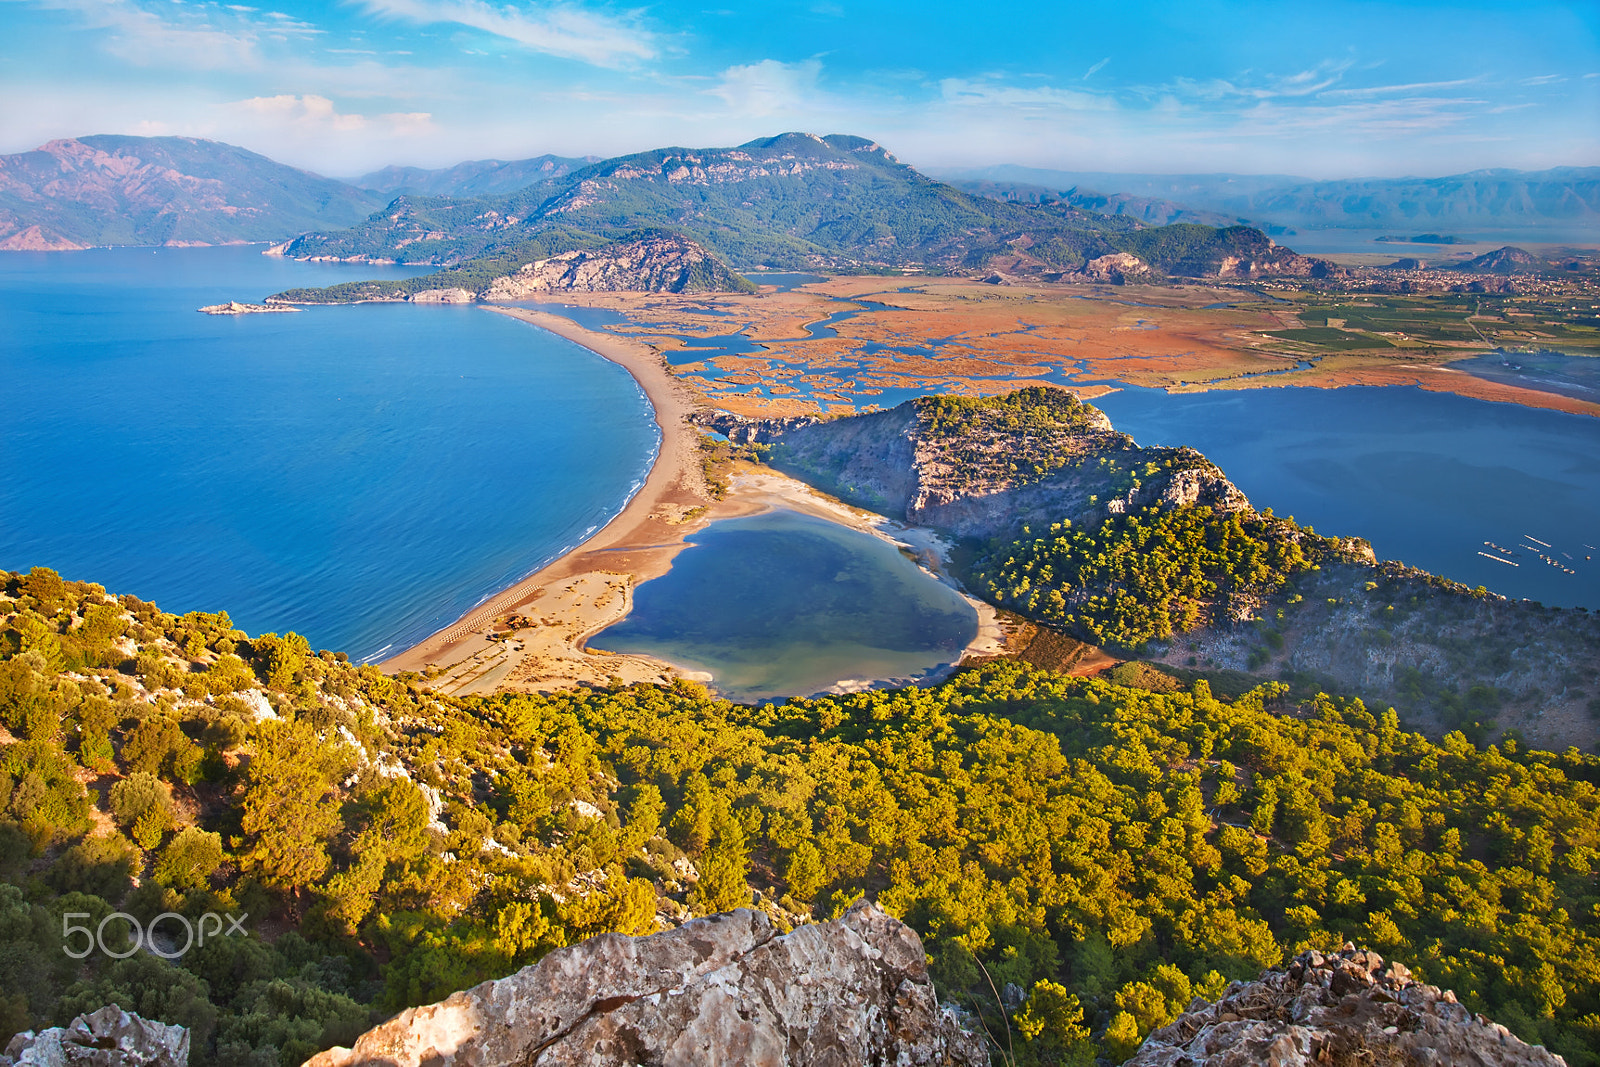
<box><xmin>0</xmin><ymin>247</ymin><xmax>659</xmax><ymax>660</ymax></box>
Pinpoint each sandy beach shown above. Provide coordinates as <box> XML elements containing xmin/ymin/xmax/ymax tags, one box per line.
<box><xmin>380</xmin><ymin>306</ymin><xmax>720</xmax><ymax>691</ymax></box>
<box><xmin>381</xmin><ymin>305</ymin><xmax>1018</xmax><ymax>697</ymax></box>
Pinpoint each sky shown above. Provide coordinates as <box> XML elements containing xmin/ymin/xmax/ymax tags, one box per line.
<box><xmin>0</xmin><ymin>0</ymin><xmax>1595</xmax><ymax>179</ymax></box>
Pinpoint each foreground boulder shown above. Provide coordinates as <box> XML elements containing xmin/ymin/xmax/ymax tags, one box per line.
<box><xmin>305</xmin><ymin>900</ymin><xmax>983</xmax><ymax>1067</ymax></box>
<box><xmin>1127</xmin><ymin>944</ymin><xmax>1565</xmax><ymax>1066</ymax></box>
<box><xmin>1</xmin><ymin>1006</ymin><xmax>188</xmax><ymax>1066</ymax></box>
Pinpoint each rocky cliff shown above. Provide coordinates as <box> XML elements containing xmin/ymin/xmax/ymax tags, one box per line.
<box><xmin>482</xmin><ymin>232</ymin><xmax>756</xmax><ymax>296</ymax></box>
<box><xmin>1128</xmin><ymin>945</ymin><xmax>1565</xmax><ymax>1066</ymax></box>
<box><xmin>303</xmin><ymin>900</ymin><xmax>982</xmax><ymax>1067</ymax></box>
<box><xmin>2</xmin><ymin>1006</ymin><xmax>188</xmax><ymax>1066</ymax></box>
<box><xmin>696</xmin><ymin>387</ymin><xmax>1250</xmax><ymax>540</ymax></box>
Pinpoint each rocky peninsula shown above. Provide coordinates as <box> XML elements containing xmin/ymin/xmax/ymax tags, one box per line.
<box><xmin>196</xmin><ymin>300</ymin><xmax>299</xmax><ymax>315</ymax></box>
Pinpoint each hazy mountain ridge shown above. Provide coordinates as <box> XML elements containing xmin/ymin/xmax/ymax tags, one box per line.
<box><xmin>937</xmin><ymin>164</ymin><xmax>1600</xmax><ymax>237</ymax></box>
<box><xmin>950</xmin><ymin>177</ymin><xmax>1243</xmax><ymax>227</ymax></box>
<box><xmin>352</xmin><ymin>153</ymin><xmax>596</xmax><ymax>199</ymax></box>
<box><xmin>0</xmin><ymin>136</ymin><xmax>383</xmax><ymax>250</ymax></box>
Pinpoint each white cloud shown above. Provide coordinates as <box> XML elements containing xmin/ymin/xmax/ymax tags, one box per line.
<box><xmin>1082</xmin><ymin>57</ymin><xmax>1109</xmax><ymax>80</ymax></box>
<box><xmin>710</xmin><ymin>58</ymin><xmax>822</xmax><ymax>117</ymax></box>
<box><xmin>1319</xmin><ymin>77</ymin><xmax>1482</xmax><ymax>99</ymax></box>
<box><xmin>354</xmin><ymin>0</ymin><xmax>655</xmax><ymax>67</ymax></box>
<box><xmin>232</xmin><ymin>93</ymin><xmax>433</xmax><ymax>134</ymax></box>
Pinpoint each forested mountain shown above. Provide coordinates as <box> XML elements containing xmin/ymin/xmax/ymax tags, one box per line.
<box><xmin>0</xmin><ymin>136</ymin><xmax>383</xmax><ymax>251</ymax></box>
<box><xmin>352</xmin><ymin>154</ymin><xmax>595</xmax><ymax>199</ymax></box>
<box><xmin>937</xmin><ymin>164</ymin><xmax>1600</xmax><ymax>237</ymax></box>
<box><xmin>3</xmin><ymin>567</ymin><xmax>1598</xmax><ymax>1065</ymax></box>
<box><xmin>270</xmin><ymin>132</ymin><xmax>1334</xmax><ymax>300</ymax></box>
<box><xmin>281</xmin><ymin>132</ymin><xmax>1132</xmax><ymax>272</ymax></box>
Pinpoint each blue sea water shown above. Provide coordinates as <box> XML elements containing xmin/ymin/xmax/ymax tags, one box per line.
<box><xmin>0</xmin><ymin>246</ymin><xmax>658</xmax><ymax>660</ymax></box>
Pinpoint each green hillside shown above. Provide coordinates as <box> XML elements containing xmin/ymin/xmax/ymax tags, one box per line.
<box><xmin>3</xmin><ymin>566</ymin><xmax>1598</xmax><ymax>1065</ymax></box>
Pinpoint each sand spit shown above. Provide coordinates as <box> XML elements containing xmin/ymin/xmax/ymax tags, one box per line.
<box><xmin>380</xmin><ymin>307</ymin><xmax>720</xmax><ymax>692</ymax></box>
<box><xmin>381</xmin><ymin>307</ymin><xmax>1010</xmax><ymax>697</ymax></box>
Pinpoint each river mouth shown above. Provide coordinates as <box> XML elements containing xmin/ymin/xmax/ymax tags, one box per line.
<box><xmin>589</xmin><ymin>508</ymin><xmax>979</xmax><ymax>703</ymax></box>
<box><xmin>1447</xmin><ymin>350</ymin><xmax>1600</xmax><ymax>404</ymax></box>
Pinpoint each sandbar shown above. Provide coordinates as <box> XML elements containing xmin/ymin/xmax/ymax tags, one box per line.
<box><xmin>381</xmin><ymin>306</ymin><xmax>720</xmax><ymax>691</ymax></box>
<box><xmin>380</xmin><ymin>307</ymin><xmax>1017</xmax><ymax>696</ymax></box>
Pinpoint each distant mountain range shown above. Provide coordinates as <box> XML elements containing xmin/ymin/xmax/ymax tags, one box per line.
<box><xmin>0</xmin><ymin>136</ymin><xmax>383</xmax><ymax>250</ymax></box>
<box><xmin>351</xmin><ymin>154</ymin><xmax>596</xmax><ymax>199</ymax></box>
<box><xmin>936</xmin><ymin>164</ymin><xmax>1600</xmax><ymax>238</ymax></box>
<box><xmin>272</xmin><ymin>132</ymin><xmax>1337</xmax><ymax>289</ymax></box>
<box><xmin>4</xmin><ymin>132</ymin><xmax>1595</xmax><ymax>285</ymax></box>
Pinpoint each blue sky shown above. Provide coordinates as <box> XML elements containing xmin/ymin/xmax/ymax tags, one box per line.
<box><xmin>0</xmin><ymin>0</ymin><xmax>1595</xmax><ymax>177</ymax></box>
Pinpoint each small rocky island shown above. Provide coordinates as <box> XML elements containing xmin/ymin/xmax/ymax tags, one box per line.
<box><xmin>196</xmin><ymin>300</ymin><xmax>299</xmax><ymax>315</ymax></box>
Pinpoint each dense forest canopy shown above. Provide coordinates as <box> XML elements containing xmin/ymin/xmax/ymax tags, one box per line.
<box><xmin>2</xmin><ymin>567</ymin><xmax>1597</xmax><ymax>1065</ymax></box>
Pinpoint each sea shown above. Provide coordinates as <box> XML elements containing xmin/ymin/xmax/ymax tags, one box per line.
<box><xmin>0</xmin><ymin>246</ymin><xmax>659</xmax><ymax>661</ymax></box>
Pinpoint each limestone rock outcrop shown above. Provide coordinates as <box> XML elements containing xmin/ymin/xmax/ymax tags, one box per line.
<box><xmin>1</xmin><ymin>1005</ymin><xmax>189</xmax><ymax>1067</ymax></box>
<box><xmin>482</xmin><ymin>233</ymin><xmax>755</xmax><ymax>297</ymax></box>
<box><xmin>303</xmin><ymin>900</ymin><xmax>984</xmax><ymax>1067</ymax></box>
<box><xmin>1127</xmin><ymin>945</ymin><xmax>1565</xmax><ymax>1067</ymax></box>
<box><xmin>700</xmin><ymin>390</ymin><xmax>1251</xmax><ymax>541</ymax></box>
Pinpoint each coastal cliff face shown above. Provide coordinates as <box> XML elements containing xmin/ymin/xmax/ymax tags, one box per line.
<box><xmin>698</xmin><ymin>388</ymin><xmax>1250</xmax><ymax>541</ymax></box>
<box><xmin>1128</xmin><ymin>945</ymin><xmax>1566</xmax><ymax>1067</ymax></box>
<box><xmin>303</xmin><ymin>901</ymin><xmax>983</xmax><ymax>1067</ymax></box>
<box><xmin>482</xmin><ymin>233</ymin><xmax>756</xmax><ymax>296</ymax></box>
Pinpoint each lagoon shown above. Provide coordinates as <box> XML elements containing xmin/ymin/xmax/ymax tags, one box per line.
<box><xmin>1093</xmin><ymin>384</ymin><xmax>1600</xmax><ymax>609</ymax></box>
<box><xmin>590</xmin><ymin>509</ymin><xmax>979</xmax><ymax>702</ymax></box>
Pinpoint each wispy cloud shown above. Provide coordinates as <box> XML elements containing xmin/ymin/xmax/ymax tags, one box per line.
<box><xmin>710</xmin><ymin>58</ymin><xmax>822</xmax><ymax>116</ymax></box>
<box><xmin>939</xmin><ymin>77</ymin><xmax>1111</xmax><ymax>111</ymax></box>
<box><xmin>353</xmin><ymin>0</ymin><xmax>655</xmax><ymax>66</ymax></box>
<box><xmin>7</xmin><ymin>0</ymin><xmax>319</xmax><ymax>69</ymax></box>
<box><xmin>234</xmin><ymin>93</ymin><xmax>411</xmax><ymax>132</ymax></box>
<box><xmin>1319</xmin><ymin>76</ymin><xmax>1482</xmax><ymax>99</ymax></box>
<box><xmin>1083</xmin><ymin>56</ymin><xmax>1109</xmax><ymax>80</ymax></box>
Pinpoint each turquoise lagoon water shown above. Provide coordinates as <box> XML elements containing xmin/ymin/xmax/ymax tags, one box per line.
<box><xmin>0</xmin><ymin>247</ymin><xmax>659</xmax><ymax>660</ymax></box>
<box><xmin>591</xmin><ymin>509</ymin><xmax>979</xmax><ymax>702</ymax></box>
<box><xmin>1093</xmin><ymin>385</ymin><xmax>1600</xmax><ymax>609</ymax></box>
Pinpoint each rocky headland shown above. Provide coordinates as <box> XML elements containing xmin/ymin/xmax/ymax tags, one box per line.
<box><xmin>267</xmin><ymin>233</ymin><xmax>755</xmax><ymax>305</ymax></box>
<box><xmin>482</xmin><ymin>233</ymin><xmax>757</xmax><ymax>297</ymax></box>
<box><xmin>695</xmin><ymin>387</ymin><xmax>1254</xmax><ymax>542</ymax></box>
<box><xmin>698</xmin><ymin>386</ymin><xmax>1599</xmax><ymax>750</ymax></box>
<box><xmin>196</xmin><ymin>301</ymin><xmax>300</xmax><ymax>315</ymax></box>
<box><xmin>303</xmin><ymin>900</ymin><xmax>983</xmax><ymax>1067</ymax></box>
